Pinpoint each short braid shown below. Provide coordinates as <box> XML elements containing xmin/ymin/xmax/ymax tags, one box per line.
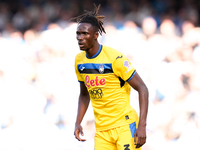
<box><xmin>70</xmin><ymin>4</ymin><xmax>106</xmax><ymax>35</ymax></box>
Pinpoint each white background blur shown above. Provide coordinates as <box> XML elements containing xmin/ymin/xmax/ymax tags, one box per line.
<box><xmin>0</xmin><ymin>0</ymin><xmax>200</xmax><ymax>150</ymax></box>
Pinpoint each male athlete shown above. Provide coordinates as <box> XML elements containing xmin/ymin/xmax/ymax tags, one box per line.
<box><xmin>72</xmin><ymin>4</ymin><xmax>149</xmax><ymax>150</ymax></box>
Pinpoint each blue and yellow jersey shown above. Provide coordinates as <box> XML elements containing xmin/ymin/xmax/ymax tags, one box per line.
<box><xmin>75</xmin><ymin>45</ymin><xmax>138</xmax><ymax>131</ymax></box>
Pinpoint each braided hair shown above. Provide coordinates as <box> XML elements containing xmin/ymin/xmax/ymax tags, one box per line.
<box><xmin>70</xmin><ymin>4</ymin><xmax>106</xmax><ymax>35</ymax></box>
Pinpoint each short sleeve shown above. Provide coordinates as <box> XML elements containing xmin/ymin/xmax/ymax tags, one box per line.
<box><xmin>75</xmin><ymin>55</ymin><xmax>84</xmax><ymax>83</ymax></box>
<box><xmin>113</xmin><ymin>55</ymin><xmax>136</xmax><ymax>81</ymax></box>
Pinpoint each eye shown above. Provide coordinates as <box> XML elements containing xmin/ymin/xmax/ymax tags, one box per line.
<box><xmin>76</xmin><ymin>32</ymin><xmax>80</xmax><ymax>35</ymax></box>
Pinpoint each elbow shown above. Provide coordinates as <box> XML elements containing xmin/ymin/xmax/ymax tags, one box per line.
<box><xmin>144</xmin><ymin>85</ymin><xmax>149</xmax><ymax>94</ymax></box>
<box><xmin>139</xmin><ymin>84</ymin><xmax>149</xmax><ymax>97</ymax></box>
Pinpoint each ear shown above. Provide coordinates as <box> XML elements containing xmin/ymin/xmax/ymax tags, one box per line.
<box><xmin>94</xmin><ymin>32</ymin><xmax>99</xmax><ymax>40</ymax></box>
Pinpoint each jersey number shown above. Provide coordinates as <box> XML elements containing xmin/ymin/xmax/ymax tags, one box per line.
<box><xmin>124</xmin><ymin>144</ymin><xmax>130</xmax><ymax>150</ymax></box>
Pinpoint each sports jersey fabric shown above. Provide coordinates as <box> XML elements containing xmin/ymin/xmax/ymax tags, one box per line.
<box><xmin>94</xmin><ymin>122</ymin><xmax>141</xmax><ymax>150</ymax></box>
<box><xmin>75</xmin><ymin>45</ymin><xmax>138</xmax><ymax>131</ymax></box>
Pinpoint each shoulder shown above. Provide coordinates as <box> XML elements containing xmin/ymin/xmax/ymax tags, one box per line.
<box><xmin>75</xmin><ymin>51</ymin><xmax>86</xmax><ymax>62</ymax></box>
<box><xmin>102</xmin><ymin>45</ymin><xmax>124</xmax><ymax>59</ymax></box>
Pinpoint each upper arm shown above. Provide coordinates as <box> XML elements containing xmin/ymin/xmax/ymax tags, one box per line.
<box><xmin>75</xmin><ymin>55</ymin><xmax>84</xmax><ymax>83</ymax></box>
<box><xmin>128</xmin><ymin>72</ymin><xmax>148</xmax><ymax>93</ymax></box>
<box><xmin>80</xmin><ymin>82</ymin><xmax>89</xmax><ymax>96</ymax></box>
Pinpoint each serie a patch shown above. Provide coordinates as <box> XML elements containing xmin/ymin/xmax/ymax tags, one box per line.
<box><xmin>124</xmin><ymin>60</ymin><xmax>129</xmax><ymax>68</ymax></box>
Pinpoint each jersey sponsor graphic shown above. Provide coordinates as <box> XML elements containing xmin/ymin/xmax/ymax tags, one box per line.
<box><xmin>116</xmin><ymin>55</ymin><xmax>123</xmax><ymax>59</ymax></box>
<box><xmin>89</xmin><ymin>88</ymin><xmax>104</xmax><ymax>99</ymax></box>
<box><xmin>85</xmin><ymin>75</ymin><xmax>105</xmax><ymax>88</ymax></box>
<box><xmin>124</xmin><ymin>144</ymin><xmax>130</xmax><ymax>150</ymax></box>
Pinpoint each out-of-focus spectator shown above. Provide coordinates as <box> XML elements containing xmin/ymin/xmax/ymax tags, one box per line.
<box><xmin>142</xmin><ymin>16</ymin><xmax>157</xmax><ymax>38</ymax></box>
<box><xmin>0</xmin><ymin>0</ymin><xmax>200</xmax><ymax>150</ymax></box>
<box><xmin>0</xmin><ymin>3</ymin><xmax>10</xmax><ymax>32</ymax></box>
<box><xmin>181</xmin><ymin>20</ymin><xmax>195</xmax><ymax>35</ymax></box>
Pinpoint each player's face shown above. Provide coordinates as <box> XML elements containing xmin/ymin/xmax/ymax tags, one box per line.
<box><xmin>76</xmin><ymin>23</ymin><xmax>98</xmax><ymax>51</ymax></box>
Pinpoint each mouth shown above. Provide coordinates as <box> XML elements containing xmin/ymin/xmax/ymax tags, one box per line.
<box><xmin>78</xmin><ymin>43</ymin><xmax>84</xmax><ymax>48</ymax></box>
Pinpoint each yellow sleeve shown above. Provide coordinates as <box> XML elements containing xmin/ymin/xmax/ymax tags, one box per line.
<box><xmin>113</xmin><ymin>55</ymin><xmax>136</xmax><ymax>81</ymax></box>
<box><xmin>75</xmin><ymin>55</ymin><xmax>84</xmax><ymax>83</ymax></box>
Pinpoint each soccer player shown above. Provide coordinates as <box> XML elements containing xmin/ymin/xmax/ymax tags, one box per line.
<box><xmin>71</xmin><ymin>4</ymin><xmax>149</xmax><ymax>150</ymax></box>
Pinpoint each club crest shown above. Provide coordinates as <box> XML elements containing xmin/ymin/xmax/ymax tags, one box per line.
<box><xmin>99</xmin><ymin>64</ymin><xmax>104</xmax><ymax>73</ymax></box>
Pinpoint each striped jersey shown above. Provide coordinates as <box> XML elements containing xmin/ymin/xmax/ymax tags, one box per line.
<box><xmin>75</xmin><ymin>45</ymin><xmax>138</xmax><ymax>131</ymax></box>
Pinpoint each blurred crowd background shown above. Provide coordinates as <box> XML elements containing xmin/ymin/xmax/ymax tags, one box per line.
<box><xmin>0</xmin><ymin>0</ymin><xmax>200</xmax><ymax>150</ymax></box>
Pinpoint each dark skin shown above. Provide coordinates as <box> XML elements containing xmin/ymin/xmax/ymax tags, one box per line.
<box><xmin>74</xmin><ymin>82</ymin><xmax>90</xmax><ymax>142</ymax></box>
<box><xmin>74</xmin><ymin>23</ymin><xmax>98</xmax><ymax>141</ymax></box>
<box><xmin>128</xmin><ymin>73</ymin><xmax>148</xmax><ymax>148</ymax></box>
<box><xmin>74</xmin><ymin>23</ymin><xmax>149</xmax><ymax>148</ymax></box>
<box><xmin>76</xmin><ymin>23</ymin><xmax>99</xmax><ymax>57</ymax></box>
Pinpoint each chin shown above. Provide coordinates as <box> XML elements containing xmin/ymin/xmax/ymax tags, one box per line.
<box><xmin>80</xmin><ymin>48</ymin><xmax>86</xmax><ymax>51</ymax></box>
<box><xmin>80</xmin><ymin>47</ymin><xmax>89</xmax><ymax>51</ymax></box>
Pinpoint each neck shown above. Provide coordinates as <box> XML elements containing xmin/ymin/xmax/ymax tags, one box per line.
<box><xmin>86</xmin><ymin>42</ymin><xmax>100</xmax><ymax>58</ymax></box>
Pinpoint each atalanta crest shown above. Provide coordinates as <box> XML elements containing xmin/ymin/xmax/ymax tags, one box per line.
<box><xmin>99</xmin><ymin>64</ymin><xmax>104</xmax><ymax>73</ymax></box>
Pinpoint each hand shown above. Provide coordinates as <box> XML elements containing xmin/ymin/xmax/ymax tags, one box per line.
<box><xmin>74</xmin><ymin>124</ymin><xmax>86</xmax><ymax>141</ymax></box>
<box><xmin>134</xmin><ymin>125</ymin><xmax>146</xmax><ymax>148</ymax></box>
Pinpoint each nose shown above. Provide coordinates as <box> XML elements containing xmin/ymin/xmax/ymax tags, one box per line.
<box><xmin>77</xmin><ymin>34</ymin><xmax>83</xmax><ymax>41</ymax></box>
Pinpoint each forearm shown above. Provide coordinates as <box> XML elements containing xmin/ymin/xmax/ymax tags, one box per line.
<box><xmin>138</xmin><ymin>86</ymin><xmax>149</xmax><ymax>127</ymax></box>
<box><xmin>75</xmin><ymin>94</ymin><xmax>90</xmax><ymax>125</ymax></box>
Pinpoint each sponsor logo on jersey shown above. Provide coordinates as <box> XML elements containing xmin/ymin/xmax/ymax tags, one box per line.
<box><xmin>89</xmin><ymin>88</ymin><xmax>104</xmax><ymax>99</ymax></box>
<box><xmin>85</xmin><ymin>75</ymin><xmax>105</xmax><ymax>88</ymax></box>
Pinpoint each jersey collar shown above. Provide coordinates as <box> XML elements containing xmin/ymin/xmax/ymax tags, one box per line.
<box><xmin>86</xmin><ymin>45</ymin><xmax>102</xmax><ymax>59</ymax></box>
